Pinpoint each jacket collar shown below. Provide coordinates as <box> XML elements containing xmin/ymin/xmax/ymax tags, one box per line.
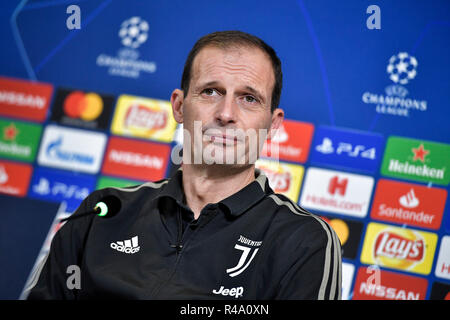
<box><xmin>156</xmin><ymin>167</ymin><xmax>272</xmax><ymax>217</ymax></box>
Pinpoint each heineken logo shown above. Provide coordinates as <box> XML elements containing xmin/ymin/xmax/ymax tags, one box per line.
<box><xmin>381</xmin><ymin>137</ymin><xmax>450</xmax><ymax>186</ymax></box>
<box><xmin>3</xmin><ymin>123</ymin><xmax>18</xmax><ymax>141</ymax></box>
<box><xmin>412</xmin><ymin>144</ymin><xmax>429</xmax><ymax>163</ymax></box>
<box><xmin>0</xmin><ymin>119</ymin><xmax>42</xmax><ymax>162</ymax></box>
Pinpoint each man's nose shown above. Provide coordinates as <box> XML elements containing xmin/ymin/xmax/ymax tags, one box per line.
<box><xmin>215</xmin><ymin>95</ymin><xmax>237</xmax><ymax>126</ymax></box>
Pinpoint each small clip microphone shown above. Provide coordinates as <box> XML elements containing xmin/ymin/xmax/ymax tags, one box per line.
<box><xmin>60</xmin><ymin>195</ymin><xmax>122</xmax><ymax>222</ymax></box>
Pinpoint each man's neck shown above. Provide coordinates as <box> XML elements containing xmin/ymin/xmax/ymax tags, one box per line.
<box><xmin>181</xmin><ymin>164</ymin><xmax>255</xmax><ymax>219</ymax></box>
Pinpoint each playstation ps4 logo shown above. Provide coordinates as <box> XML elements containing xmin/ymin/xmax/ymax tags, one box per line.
<box><xmin>311</xmin><ymin>126</ymin><xmax>384</xmax><ymax>174</ymax></box>
<box><xmin>29</xmin><ymin>167</ymin><xmax>96</xmax><ymax>212</ymax></box>
<box><xmin>315</xmin><ymin>137</ymin><xmax>376</xmax><ymax>159</ymax></box>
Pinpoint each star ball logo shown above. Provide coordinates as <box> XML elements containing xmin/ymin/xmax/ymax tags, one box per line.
<box><xmin>96</xmin><ymin>16</ymin><xmax>156</xmax><ymax>78</ymax></box>
<box><xmin>119</xmin><ymin>17</ymin><xmax>149</xmax><ymax>49</ymax></box>
<box><xmin>361</xmin><ymin>51</ymin><xmax>427</xmax><ymax>117</ymax></box>
<box><xmin>386</xmin><ymin>52</ymin><xmax>418</xmax><ymax>85</ymax></box>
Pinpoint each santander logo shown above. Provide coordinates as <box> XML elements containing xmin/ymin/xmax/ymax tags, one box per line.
<box><xmin>398</xmin><ymin>189</ymin><xmax>419</xmax><ymax>208</ymax></box>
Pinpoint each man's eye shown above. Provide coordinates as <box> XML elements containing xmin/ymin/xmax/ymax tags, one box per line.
<box><xmin>202</xmin><ymin>88</ymin><xmax>216</xmax><ymax>96</ymax></box>
<box><xmin>244</xmin><ymin>95</ymin><xmax>257</xmax><ymax>103</ymax></box>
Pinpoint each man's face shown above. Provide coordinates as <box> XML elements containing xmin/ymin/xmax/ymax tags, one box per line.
<box><xmin>172</xmin><ymin>45</ymin><xmax>283</xmax><ymax>166</ymax></box>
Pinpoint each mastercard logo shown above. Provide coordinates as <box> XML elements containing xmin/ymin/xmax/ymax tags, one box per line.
<box><xmin>63</xmin><ymin>91</ymin><xmax>103</xmax><ymax>121</ymax></box>
<box><xmin>321</xmin><ymin>217</ymin><xmax>349</xmax><ymax>246</ymax></box>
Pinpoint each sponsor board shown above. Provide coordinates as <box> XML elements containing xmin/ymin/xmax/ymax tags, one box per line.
<box><xmin>28</xmin><ymin>167</ymin><xmax>96</xmax><ymax>212</ymax></box>
<box><xmin>320</xmin><ymin>216</ymin><xmax>363</xmax><ymax>260</ymax></box>
<box><xmin>0</xmin><ymin>160</ymin><xmax>32</xmax><ymax>197</ymax></box>
<box><xmin>434</xmin><ymin>236</ymin><xmax>450</xmax><ymax>280</ymax></box>
<box><xmin>429</xmin><ymin>282</ymin><xmax>450</xmax><ymax>300</ymax></box>
<box><xmin>445</xmin><ymin>209</ymin><xmax>450</xmax><ymax>234</ymax></box>
<box><xmin>261</xmin><ymin>120</ymin><xmax>314</xmax><ymax>163</ymax></box>
<box><xmin>0</xmin><ymin>76</ymin><xmax>53</xmax><ymax>122</ymax></box>
<box><xmin>299</xmin><ymin>167</ymin><xmax>374</xmax><ymax>218</ymax></box>
<box><xmin>255</xmin><ymin>158</ymin><xmax>304</xmax><ymax>202</ymax></box>
<box><xmin>380</xmin><ymin>136</ymin><xmax>450</xmax><ymax>185</ymax></box>
<box><xmin>353</xmin><ymin>266</ymin><xmax>428</xmax><ymax>300</ymax></box>
<box><xmin>370</xmin><ymin>179</ymin><xmax>447</xmax><ymax>230</ymax></box>
<box><xmin>341</xmin><ymin>262</ymin><xmax>355</xmax><ymax>300</ymax></box>
<box><xmin>0</xmin><ymin>119</ymin><xmax>42</xmax><ymax>162</ymax></box>
<box><xmin>37</xmin><ymin>125</ymin><xmax>107</xmax><ymax>174</ymax></box>
<box><xmin>360</xmin><ymin>222</ymin><xmax>437</xmax><ymax>275</ymax></box>
<box><xmin>111</xmin><ymin>94</ymin><xmax>177</xmax><ymax>143</ymax></box>
<box><xmin>96</xmin><ymin>176</ymin><xmax>142</xmax><ymax>190</ymax></box>
<box><xmin>102</xmin><ymin>136</ymin><xmax>170</xmax><ymax>181</ymax></box>
<box><xmin>50</xmin><ymin>88</ymin><xmax>115</xmax><ymax>130</ymax></box>
<box><xmin>310</xmin><ymin>126</ymin><xmax>384</xmax><ymax>173</ymax></box>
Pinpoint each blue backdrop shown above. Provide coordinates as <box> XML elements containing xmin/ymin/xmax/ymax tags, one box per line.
<box><xmin>0</xmin><ymin>0</ymin><xmax>449</xmax><ymax>300</ymax></box>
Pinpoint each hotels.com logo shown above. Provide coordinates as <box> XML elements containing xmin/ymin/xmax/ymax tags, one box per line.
<box><xmin>124</xmin><ymin>103</ymin><xmax>167</xmax><ymax>132</ymax></box>
<box><xmin>300</xmin><ymin>167</ymin><xmax>374</xmax><ymax>218</ymax></box>
<box><xmin>328</xmin><ymin>176</ymin><xmax>348</xmax><ymax>196</ymax></box>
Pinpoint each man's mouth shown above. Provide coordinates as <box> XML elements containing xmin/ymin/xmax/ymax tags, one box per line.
<box><xmin>203</xmin><ymin>133</ymin><xmax>243</xmax><ymax>146</ymax></box>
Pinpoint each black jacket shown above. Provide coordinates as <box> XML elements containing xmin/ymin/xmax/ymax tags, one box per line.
<box><xmin>27</xmin><ymin>169</ymin><xmax>341</xmax><ymax>300</ymax></box>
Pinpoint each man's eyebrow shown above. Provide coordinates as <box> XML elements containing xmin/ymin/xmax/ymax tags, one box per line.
<box><xmin>196</xmin><ymin>81</ymin><xmax>219</xmax><ymax>89</ymax></box>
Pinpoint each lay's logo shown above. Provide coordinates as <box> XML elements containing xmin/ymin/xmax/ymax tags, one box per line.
<box><xmin>111</xmin><ymin>95</ymin><xmax>177</xmax><ymax>143</ymax></box>
<box><xmin>261</xmin><ymin>167</ymin><xmax>291</xmax><ymax>192</ymax></box>
<box><xmin>374</xmin><ymin>230</ymin><xmax>424</xmax><ymax>264</ymax></box>
<box><xmin>255</xmin><ymin>158</ymin><xmax>304</xmax><ymax>202</ymax></box>
<box><xmin>361</xmin><ymin>222</ymin><xmax>437</xmax><ymax>275</ymax></box>
<box><xmin>124</xmin><ymin>104</ymin><xmax>167</xmax><ymax>131</ymax></box>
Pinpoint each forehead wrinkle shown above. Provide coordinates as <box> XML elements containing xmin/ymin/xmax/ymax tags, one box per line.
<box><xmin>192</xmin><ymin>49</ymin><xmax>272</xmax><ymax>96</ymax></box>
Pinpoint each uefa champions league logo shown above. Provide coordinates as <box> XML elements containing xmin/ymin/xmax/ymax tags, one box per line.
<box><xmin>386</xmin><ymin>52</ymin><xmax>418</xmax><ymax>85</ymax></box>
<box><xmin>96</xmin><ymin>16</ymin><xmax>156</xmax><ymax>78</ymax></box>
<box><xmin>118</xmin><ymin>17</ymin><xmax>149</xmax><ymax>49</ymax></box>
<box><xmin>361</xmin><ymin>51</ymin><xmax>427</xmax><ymax>118</ymax></box>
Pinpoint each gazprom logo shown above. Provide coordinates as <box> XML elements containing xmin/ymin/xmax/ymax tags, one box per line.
<box><xmin>46</xmin><ymin>136</ymin><xmax>94</xmax><ymax>164</ymax></box>
<box><xmin>38</xmin><ymin>125</ymin><xmax>107</xmax><ymax>174</ymax></box>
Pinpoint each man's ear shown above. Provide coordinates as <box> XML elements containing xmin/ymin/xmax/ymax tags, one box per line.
<box><xmin>171</xmin><ymin>89</ymin><xmax>184</xmax><ymax>124</ymax></box>
<box><xmin>267</xmin><ymin>108</ymin><xmax>284</xmax><ymax>139</ymax></box>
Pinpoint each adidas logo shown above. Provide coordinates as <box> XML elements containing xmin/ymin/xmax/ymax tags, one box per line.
<box><xmin>110</xmin><ymin>236</ymin><xmax>140</xmax><ymax>254</ymax></box>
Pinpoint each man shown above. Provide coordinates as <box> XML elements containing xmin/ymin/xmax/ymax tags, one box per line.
<box><xmin>27</xmin><ymin>31</ymin><xmax>341</xmax><ymax>300</ymax></box>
